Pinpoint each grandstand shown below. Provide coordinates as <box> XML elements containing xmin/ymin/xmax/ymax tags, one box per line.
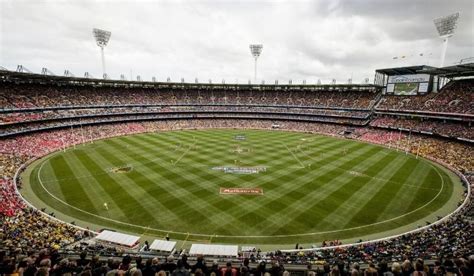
<box><xmin>0</xmin><ymin>63</ymin><xmax>473</xmax><ymax>273</ymax></box>
<box><xmin>1</xmin><ymin>1</ymin><xmax>473</xmax><ymax>273</ymax></box>
<box><xmin>0</xmin><ymin>65</ymin><xmax>472</xmax><ymax>143</ymax></box>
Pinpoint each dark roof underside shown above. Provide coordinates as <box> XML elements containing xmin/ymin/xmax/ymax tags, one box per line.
<box><xmin>376</xmin><ymin>63</ymin><xmax>474</xmax><ymax>78</ymax></box>
<box><xmin>375</xmin><ymin>65</ymin><xmax>435</xmax><ymax>76</ymax></box>
<box><xmin>0</xmin><ymin>70</ymin><xmax>380</xmax><ymax>91</ymax></box>
<box><xmin>417</xmin><ymin>63</ymin><xmax>474</xmax><ymax>77</ymax></box>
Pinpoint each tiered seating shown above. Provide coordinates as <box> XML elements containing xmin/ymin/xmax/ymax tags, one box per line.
<box><xmin>0</xmin><ymin>83</ymin><xmax>378</xmax><ymax>109</ymax></box>
<box><xmin>370</xmin><ymin>116</ymin><xmax>473</xmax><ymax>140</ymax></box>
<box><xmin>0</xmin><ymin>77</ymin><xmax>472</xmax><ymax>269</ymax></box>
<box><xmin>376</xmin><ymin>79</ymin><xmax>474</xmax><ymax>114</ymax></box>
<box><xmin>0</xmin><ymin>120</ymin><xmax>472</xmax><ymax>270</ymax></box>
<box><xmin>0</xmin><ymin>83</ymin><xmax>378</xmax><ymax>136</ymax></box>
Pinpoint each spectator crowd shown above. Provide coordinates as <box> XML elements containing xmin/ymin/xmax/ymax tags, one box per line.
<box><xmin>370</xmin><ymin>116</ymin><xmax>473</xmax><ymax>141</ymax></box>
<box><xmin>0</xmin><ymin>83</ymin><xmax>378</xmax><ymax>110</ymax></box>
<box><xmin>0</xmin><ymin>77</ymin><xmax>472</xmax><ymax>275</ymax></box>
<box><xmin>0</xmin><ymin>242</ymin><xmax>473</xmax><ymax>276</ymax></box>
<box><xmin>376</xmin><ymin>79</ymin><xmax>473</xmax><ymax>114</ymax></box>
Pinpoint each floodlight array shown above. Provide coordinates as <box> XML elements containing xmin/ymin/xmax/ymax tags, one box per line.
<box><xmin>434</xmin><ymin>13</ymin><xmax>459</xmax><ymax>37</ymax></box>
<box><xmin>93</xmin><ymin>28</ymin><xmax>112</xmax><ymax>47</ymax></box>
<box><xmin>249</xmin><ymin>44</ymin><xmax>263</xmax><ymax>58</ymax></box>
<box><xmin>16</xmin><ymin>65</ymin><xmax>33</xmax><ymax>73</ymax></box>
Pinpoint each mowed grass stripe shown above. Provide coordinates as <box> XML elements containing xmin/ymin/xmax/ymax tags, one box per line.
<box><xmin>45</xmin><ymin>155</ymin><xmax>99</xmax><ymax>213</ymax></box>
<box><xmin>206</xmin><ymin>138</ymin><xmax>366</xmax><ymax>225</ymax></box>
<box><xmin>263</xmin><ymin>146</ymin><xmax>386</xmax><ymax>235</ymax></box>
<box><xmin>254</xmin><ymin>138</ymin><xmax>354</xmax><ymax>187</ymax></box>
<box><xmin>156</xmin><ymin>131</ymin><xmax>229</xmax><ymax>153</ymax></box>
<box><xmin>26</xmin><ymin>129</ymin><xmax>459</xmax><ymax>243</ymax></box>
<box><xmin>309</xmin><ymin>151</ymin><xmax>404</xmax><ymax>230</ymax></box>
<box><xmin>233</xmin><ymin>140</ymin><xmax>369</xmax><ymax>214</ymax></box>
<box><xmin>217</xmin><ymin>143</ymin><xmax>377</xmax><ymax>235</ymax></box>
<box><xmin>152</xmin><ymin>130</ymin><xmax>314</xmax><ymax>167</ymax></box>
<box><xmin>59</xmin><ymin>150</ymin><xmax>129</xmax><ymax>219</ymax></box>
<box><xmin>133</xmin><ymin>132</ymin><xmax>306</xmax><ymax>183</ymax></box>
<box><xmin>129</xmin><ymin>133</ymin><xmax>348</xmax><ymax>204</ymax></box>
<box><xmin>72</xmin><ymin>149</ymin><xmax>157</xmax><ymax>223</ymax></box>
<box><xmin>107</xmin><ymin>137</ymin><xmax>239</xmax><ymax>231</ymax></box>
<box><xmin>99</xmin><ymin>147</ymin><xmax>208</xmax><ymax>228</ymax></box>
<box><xmin>126</xmin><ymin>132</ymin><xmax>328</xmax><ymax>233</ymax></box>
<box><xmin>320</xmin><ymin>153</ymin><xmax>412</xmax><ymax>229</ymax></box>
<box><xmin>345</xmin><ymin>156</ymin><xmax>420</xmax><ymax>226</ymax></box>
<box><xmin>150</xmin><ymin>130</ymin><xmax>338</xmax><ymax>170</ymax></box>
<box><xmin>91</xmin><ymin>144</ymin><xmax>183</xmax><ymax>226</ymax></box>
<box><xmin>101</xmin><ymin>137</ymin><xmax>171</xmax><ymax>165</ymax></box>
<box><xmin>374</xmin><ymin>161</ymin><xmax>434</xmax><ymax>222</ymax></box>
<box><xmin>36</xmin><ymin>161</ymin><xmax>66</xmax><ymax>198</ymax></box>
<box><xmin>136</xmin><ymin>134</ymin><xmax>221</xmax><ymax>165</ymax></box>
<box><xmin>404</xmin><ymin>168</ymin><xmax>445</xmax><ymax>212</ymax></box>
<box><xmin>74</xmin><ymin>147</ymin><xmax>161</xmax><ymax>217</ymax></box>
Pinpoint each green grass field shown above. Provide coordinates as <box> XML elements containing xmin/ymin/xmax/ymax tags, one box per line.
<box><xmin>21</xmin><ymin>129</ymin><xmax>463</xmax><ymax>247</ymax></box>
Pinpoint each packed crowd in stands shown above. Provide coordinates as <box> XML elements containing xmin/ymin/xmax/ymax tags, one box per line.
<box><xmin>1</xmin><ymin>106</ymin><xmax>369</xmax><ymax>125</ymax></box>
<box><xmin>1</xmin><ymin>79</ymin><xmax>472</xmax><ymax>141</ymax></box>
<box><xmin>0</xmin><ymin>113</ymin><xmax>368</xmax><ymax>136</ymax></box>
<box><xmin>0</xmin><ymin>82</ymin><xmax>378</xmax><ymax>136</ymax></box>
<box><xmin>370</xmin><ymin>116</ymin><xmax>473</xmax><ymax>140</ymax></box>
<box><xmin>352</xmin><ymin>128</ymin><xmax>473</xmax><ymax>173</ymax></box>
<box><xmin>0</xmin><ymin>83</ymin><xmax>378</xmax><ymax>110</ymax></box>
<box><xmin>1</xmin><ymin>249</ymin><xmax>473</xmax><ymax>276</ymax></box>
<box><xmin>265</xmin><ymin>187</ymin><xmax>472</xmax><ymax>263</ymax></box>
<box><xmin>0</xmin><ymin>76</ymin><xmax>473</xmax><ymax>274</ymax></box>
<box><xmin>376</xmin><ymin>79</ymin><xmax>473</xmax><ymax>114</ymax></box>
<box><xmin>0</xmin><ymin>120</ymin><xmax>472</xmax><ymax>269</ymax></box>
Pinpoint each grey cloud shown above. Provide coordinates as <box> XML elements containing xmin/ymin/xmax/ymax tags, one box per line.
<box><xmin>0</xmin><ymin>0</ymin><xmax>472</xmax><ymax>84</ymax></box>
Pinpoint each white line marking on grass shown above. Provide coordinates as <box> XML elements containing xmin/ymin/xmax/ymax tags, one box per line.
<box><xmin>39</xmin><ymin>152</ymin><xmax>165</xmax><ymax>184</ymax></box>
<box><xmin>40</xmin><ymin>138</ymin><xmax>182</xmax><ymax>184</ymax></box>
<box><xmin>35</xmin><ymin>141</ymin><xmax>447</xmax><ymax>239</ymax></box>
<box><xmin>282</xmin><ymin>143</ymin><xmax>306</xmax><ymax>169</ymax></box>
<box><xmin>173</xmin><ymin>141</ymin><xmax>196</xmax><ymax>166</ymax></box>
<box><xmin>299</xmin><ymin>148</ymin><xmax>437</xmax><ymax>191</ymax></box>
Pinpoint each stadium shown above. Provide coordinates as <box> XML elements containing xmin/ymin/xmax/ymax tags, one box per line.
<box><xmin>0</xmin><ymin>1</ymin><xmax>473</xmax><ymax>276</ymax></box>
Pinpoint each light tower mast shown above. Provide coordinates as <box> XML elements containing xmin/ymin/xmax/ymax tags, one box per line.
<box><xmin>433</xmin><ymin>13</ymin><xmax>459</xmax><ymax>67</ymax></box>
<box><xmin>249</xmin><ymin>44</ymin><xmax>263</xmax><ymax>83</ymax></box>
<box><xmin>93</xmin><ymin>28</ymin><xmax>112</xmax><ymax>78</ymax></box>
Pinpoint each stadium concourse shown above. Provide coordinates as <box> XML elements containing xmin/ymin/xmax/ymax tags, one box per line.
<box><xmin>0</xmin><ymin>68</ymin><xmax>473</xmax><ymax>275</ymax></box>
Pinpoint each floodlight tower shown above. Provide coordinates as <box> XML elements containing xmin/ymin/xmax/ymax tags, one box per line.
<box><xmin>433</xmin><ymin>12</ymin><xmax>459</xmax><ymax>67</ymax></box>
<box><xmin>93</xmin><ymin>28</ymin><xmax>112</xmax><ymax>78</ymax></box>
<box><xmin>249</xmin><ymin>44</ymin><xmax>263</xmax><ymax>83</ymax></box>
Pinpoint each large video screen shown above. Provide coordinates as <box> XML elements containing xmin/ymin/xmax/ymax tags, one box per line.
<box><xmin>386</xmin><ymin>74</ymin><xmax>431</xmax><ymax>95</ymax></box>
<box><xmin>394</xmin><ymin>83</ymin><xmax>419</xmax><ymax>95</ymax></box>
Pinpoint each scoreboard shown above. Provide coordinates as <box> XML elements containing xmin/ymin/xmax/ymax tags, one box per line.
<box><xmin>386</xmin><ymin>74</ymin><xmax>431</xmax><ymax>95</ymax></box>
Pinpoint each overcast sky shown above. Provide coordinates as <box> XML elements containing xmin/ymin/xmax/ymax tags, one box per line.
<box><xmin>1</xmin><ymin>0</ymin><xmax>473</xmax><ymax>84</ymax></box>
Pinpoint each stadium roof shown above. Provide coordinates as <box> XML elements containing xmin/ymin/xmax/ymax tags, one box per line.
<box><xmin>375</xmin><ymin>65</ymin><xmax>436</xmax><ymax>76</ymax></box>
<box><xmin>0</xmin><ymin>69</ymin><xmax>380</xmax><ymax>91</ymax></box>
<box><xmin>375</xmin><ymin>63</ymin><xmax>474</xmax><ymax>78</ymax></box>
<box><xmin>417</xmin><ymin>63</ymin><xmax>474</xmax><ymax>77</ymax></box>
